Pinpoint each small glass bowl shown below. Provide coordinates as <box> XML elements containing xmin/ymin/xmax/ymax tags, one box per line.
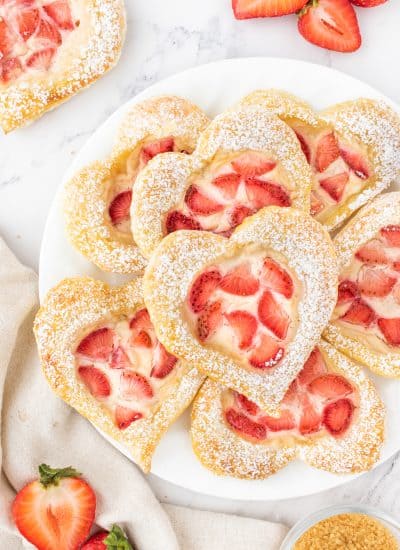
<box><xmin>280</xmin><ymin>504</ymin><xmax>400</xmax><ymax>549</ymax></box>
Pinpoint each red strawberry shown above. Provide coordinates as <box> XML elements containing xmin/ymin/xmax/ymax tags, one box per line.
<box><xmin>235</xmin><ymin>392</ymin><xmax>259</xmax><ymax>416</ymax></box>
<box><xmin>82</xmin><ymin>531</ymin><xmax>108</xmax><ymax>549</ymax></box>
<box><xmin>151</xmin><ymin>341</ymin><xmax>177</xmax><ymax>378</ymax></box>
<box><xmin>78</xmin><ymin>366</ymin><xmax>111</xmax><ymax>398</ymax></box>
<box><xmin>35</xmin><ymin>17</ymin><xmax>62</xmax><ymax>45</ymax></box>
<box><xmin>381</xmin><ymin>225</ymin><xmax>400</xmax><ymax>247</ymax></box>
<box><xmin>298</xmin><ymin>0</ymin><xmax>361</xmax><ymax>53</ymax></box>
<box><xmin>185</xmin><ymin>185</ymin><xmax>223</xmax><ymax>215</ymax></box>
<box><xmin>357</xmin><ymin>266</ymin><xmax>396</xmax><ymax>297</ymax></box>
<box><xmin>337</xmin><ymin>279</ymin><xmax>359</xmax><ymax>304</ymax></box>
<box><xmin>189</xmin><ymin>269</ymin><xmax>221</xmax><ymax>313</ymax></box>
<box><xmin>297</xmin><ymin>347</ymin><xmax>327</xmax><ymax>385</ymax></box>
<box><xmin>262</xmin><ymin>257</ymin><xmax>294</xmax><ymax>298</ymax></box>
<box><xmin>165</xmin><ymin>210</ymin><xmax>201</xmax><ymax>233</ymax></box>
<box><xmin>258</xmin><ymin>290</ymin><xmax>289</xmax><ymax>339</ymax></box>
<box><xmin>131</xmin><ymin>330</ymin><xmax>152</xmax><ymax>348</ymax></box>
<box><xmin>299</xmin><ymin>394</ymin><xmax>321</xmax><ymax>435</ymax></box>
<box><xmin>249</xmin><ymin>333</ymin><xmax>284</xmax><ymax>368</ymax></box>
<box><xmin>232</xmin><ymin>0</ymin><xmax>308</xmax><ymax>19</ymax></box>
<box><xmin>212</xmin><ymin>173</ymin><xmax>241</xmax><ymax>199</ymax></box>
<box><xmin>377</xmin><ymin>318</ymin><xmax>400</xmax><ymax>346</ymax></box>
<box><xmin>340</xmin><ymin>148</ymin><xmax>369</xmax><ymax>179</ymax></box>
<box><xmin>77</xmin><ymin>328</ymin><xmax>114</xmax><ymax>360</ymax></box>
<box><xmin>12</xmin><ymin>464</ymin><xmax>96</xmax><ymax>550</ymax></box>
<box><xmin>310</xmin><ymin>192</ymin><xmax>324</xmax><ymax>216</ymax></box>
<box><xmin>295</xmin><ymin>131</ymin><xmax>311</xmax><ymax>163</ymax></box>
<box><xmin>17</xmin><ymin>8</ymin><xmax>39</xmax><ymax>40</ymax></box>
<box><xmin>114</xmin><ymin>406</ymin><xmax>142</xmax><ymax>430</ymax></box>
<box><xmin>0</xmin><ymin>57</ymin><xmax>23</xmax><ymax>83</ymax></box>
<box><xmin>110</xmin><ymin>346</ymin><xmax>131</xmax><ymax>369</ymax></box>
<box><xmin>308</xmin><ymin>374</ymin><xmax>353</xmax><ymax>400</ymax></box>
<box><xmin>26</xmin><ymin>47</ymin><xmax>56</xmax><ymax>70</ymax></box>
<box><xmin>231</xmin><ymin>152</ymin><xmax>276</xmax><ymax>176</ymax></box>
<box><xmin>120</xmin><ymin>371</ymin><xmax>153</xmax><ymax>400</ymax></box>
<box><xmin>355</xmin><ymin>239</ymin><xmax>388</xmax><ymax>264</ymax></box>
<box><xmin>314</xmin><ymin>132</ymin><xmax>340</xmax><ymax>173</ymax></box>
<box><xmin>340</xmin><ymin>298</ymin><xmax>375</xmax><ymax>327</ymax></box>
<box><xmin>44</xmin><ymin>0</ymin><xmax>75</xmax><ymax>30</ymax></box>
<box><xmin>197</xmin><ymin>301</ymin><xmax>223</xmax><ymax>342</ymax></box>
<box><xmin>129</xmin><ymin>308</ymin><xmax>152</xmax><ymax>331</ymax></box>
<box><xmin>323</xmin><ymin>398</ymin><xmax>354</xmax><ymax>436</ymax></box>
<box><xmin>351</xmin><ymin>0</ymin><xmax>387</xmax><ymax>6</ymax></box>
<box><xmin>109</xmin><ymin>190</ymin><xmax>132</xmax><ymax>225</ymax></box>
<box><xmin>140</xmin><ymin>137</ymin><xmax>174</xmax><ymax>165</ymax></box>
<box><xmin>225</xmin><ymin>310</ymin><xmax>258</xmax><ymax>350</ymax></box>
<box><xmin>225</xmin><ymin>408</ymin><xmax>267</xmax><ymax>440</ymax></box>
<box><xmin>245</xmin><ymin>178</ymin><xmax>291</xmax><ymax>208</ymax></box>
<box><xmin>262</xmin><ymin>409</ymin><xmax>296</xmax><ymax>432</ymax></box>
<box><xmin>220</xmin><ymin>263</ymin><xmax>259</xmax><ymax>296</ymax></box>
<box><xmin>82</xmin><ymin>524</ymin><xmax>133</xmax><ymax>549</ymax></box>
<box><xmin>319</xmin><ymin>172</ymin><xmax>349</xmax><ymax>202</ymax></box>
<box><xmin>228</xmin><ymin>205</ymin><xmax>254</xmax><ymax>228</ymax></box>
<box><xmin>0</xmin><ymin>19</ymin><xmax>15</xmax><ymax>56</ymax></box>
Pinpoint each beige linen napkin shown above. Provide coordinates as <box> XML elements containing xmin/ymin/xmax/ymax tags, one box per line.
<box><xmin>0</xmin><ymin>237</ymin><xmax>288</xmax><ymax>550</ymax></box>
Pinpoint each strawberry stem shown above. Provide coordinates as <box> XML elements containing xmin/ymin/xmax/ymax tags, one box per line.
<box><xmin>38</xmin><ymin>464</ymin><xmax>82</xmax><ymax>488</ymax></box>
<box><xmin>104</xmin><ymin>525</ymin><xmax>133</xmax><ymax>550</ymax></box>
<box><xmin>297</xmin><ymin>0</ymin><xmax>319</xmax><ymax>17</ymax></box>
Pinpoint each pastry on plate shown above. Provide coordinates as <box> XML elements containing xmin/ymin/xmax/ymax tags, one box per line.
<box><xmin>191</xmin><ymin>341</ymin><xmax>385</xmax><ymax>479</ymax></box>
<box><xmin>143</xmin><ymin>206</ymin><xmax>337</xmax><ymax>415</ymax></box>
<box><xmin>0</xmin><ymin>0</ymin><xmax>126</xmax><ymax>133</ymax></box>
<box><xmin>237</xmin><ymin>90</ymin><xmax>400</xmax><ymax>230</ymax></box>
<box><xmin>131</xmin><ymin>106</ymin><xmax>313</xmax><ymax>259</ymax></box>
<box><xmin>64</xmin><ymin>96</ymin><xmax>209</xmax><ymax>274</ymax></box>
<box><xmin>34</xmin><ymin>276</ymin><xmax>205</xmax><ymax>472</ymax></box>
<box><xmin>324</xmin><ymin>192</ymin><xmax>400</xmax><ymax>377</ymax></box>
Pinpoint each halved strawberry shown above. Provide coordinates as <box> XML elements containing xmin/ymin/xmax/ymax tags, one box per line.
<box><xmin>232</xmin><ymin>0</ymin><xmax>308</xmax><ymax>19</ymax></box>
<box><xmin>228</xmin><ymin>205</ymin><xmax>254</xmax><ymax>228</ymax></box>
<box><xmin>129</xmin><ymin>308</ymin><xmax>152</xmax><ymax>331</ymax></box>
<box><xmin>355</xmin><ymin>239</ymin><xmax>388</xmax><ymax>264</ymax></box>
<box><xmin>185</xmin><ymin>185</ymin><xmax>223</xmax><ymax>215</ymax></box>
<box><xmin>26</xmin><ymin>47</ymin><xmax>56</xmax><ymax>70</ymax></box>
<box><xmin>262</xmin><ymin>409</ymin><xmax>296</xmax><ymax>432</ymax></box>
<box><xmin>44</xmin><ymin>0</ymin><xmax>75</xmax><ymax>30</ymax></box>
<box><xmin>340</xmin><ymin>298</ymin><xmax>375</xmax><ymax>327</ymax></box>
<box><xmin>225</xmin><ymin>310</ymin><xmax>258</xmax><ymax>350</ymax></box>
<box><xmin>357</xmin><ymin>266</ymin><xmax>396</xmax><ymax>297</ymax></box>
<box><xmin>0</xmin><ymin>57</ymin><xmax>23</xmax><ymax>83</ymax></box>
<box><xmin>308</xmin><ymin>374</ymin><xmax>353</xmax><ymax>400</ymax></box>
<box><xmin>340</xmin><ymin>148</ymin><xmax>369</xmax><ymax>179</ymax></box>
<box><xmin>110</xmin><ymin>346</ymin><xmax>131</xmax><ymax>369</ymax></box>
<box><xmin>298</xmin><ymin>0</ymin><xmax>361</xmax><ymax>53</ymax></box>
<box><xmin>189</xmin><ymin>269</ymin><xmax>221</xmax><ymax>313</ymax></box>
<box><xmin>140</xmin><ymin>137</ymin><xmax>174</xmax><ymax>165</ymax></box>
<box><xmin>351</xmin><ymin>0</ymin><xmax>387</xmax><ymax>6</ymax></box>
<box><xmin>323</xmin><ymin>398</ymin><xmax>354</xmax><ymax>436</ymax></box>
<box><xmin>310</xmin><ymin>191</ymin><xmax>324</xmax><ymax>216</ymax></box>
<box><xmin>245</xmin><ymin>178</ymin><xmax>291</xmax><ymax>208</ymax></box>
<box><xmin>381</xmin><ymin>225</ymin><xmax>400</xmax><ymax>247</ymax></box>
<box><xmin>17</xmin><ymin>8</ymin><xmax>39</xmax><ymax>40</ymax></box>
<box><xmin>120</xmin><ymin>371</ymin><xmax>153</xmax><ymax>400</ymax></box>
<box><xmin>234</xmin><ymin>392</ymin><xmax>259</xmax><ymax>416</ymax></box>
<box><xmin>78</xmin><ymin>366</ymin><xmax>111</xmax><ymax>398</ymax></box>
<box><xmin>248</xmin><ymin>333</ymin><xmax>284</xmax><ymax>369</ymax></box>
<box><xmin>165</xmin><ymin>210</ymin><xmax>201</xmax><ymax>233</ymax></box>
<box><xmin>0</xmin><ymin>19</ymin><xmax>15</xmax><ymax>56</ymax></box>
<box><xmin>297</xmin><ymin>347</ymin><xmax>327</xmax><ymax>385</ymax></box>
<box><xmin>314</xmin><ymin>132</ymin><xmax>340</xmax><ymax>173</ymax></box>
<box><xmin>231</xmin><ymin>152</ymin><xmax>276</xmax><ymax>176</ymax></box>
<box><xmin>220</xmin><ymin>263</ymin><xmax>259</xmax><ymax>296</ymax></box>
<box><xmin>377</xmin><ymin>318</ymin><xmax>400</xmax><ymax>346</ymax></box>
<box><xmin>299</xmin><ymin>393</ymin><xmax>321</xmax><ymax>435</ymax></box>
<box><xmin>262</xmin><ymin>257</ymin><xmax>294</xmax><ymax>298</ymax></box>
<box><xmin>35</xmin><ymin>17</ymin><xmax>62</xmax><ymax>45</ymax></box>
<box><xmin>12</xmin><ymin>464</ymin><xmax>96</xmax><ymax>550</ymax></box>
<box><xmin>115</xmin><ymin>406</ymin><xmax>142</xmax><ymax>430</ymax></box>
<box><xmin>131</xmin><ymin>330</ymin><xmax>152</xmax><ymax>348</ymax></box>
<box><xmin>197</xmin><ymin>301</ymin><xmax>223</xmax><ymax>342</ymax></box>
<box><xmin>319</xmin><ymin>172</ymin><xmax>349</xmax><ymax>202</ymax></box>
<box><xmin>212</xmin><ymin>173</ymin><xmax>241</xmax><ymax>199</ymax></box>
<box><xmin>337</xmin><ymin>279</ymin><xmax>359</xmax><ymax>304</ymax></box>
<box><xmin>77</xmin><ymin>328</ymin><xmax>114</xmax><ymax>360</ymax></box>
<box><xmin>82</xmin><ymin>524</ymin><xmax>133</xmax><ymax>550</ymax></box>
<box><xmin>258</xmin><ymin>290</ymin><xmax>289</xmax><ymax>339</ymax></box>
<box><xmin>109</xmin><ymin>190</ymin><xmax>132</xmax><ymax>225</ymax></box>
<box><xmin>151</xmin><ymin>341</ymin><xmax>177</xmax><ymax>378</ymax></box>
<box><xmin>295</xmin><ymin>131</ymin><xmax>311</xmax><ymax>164</ymax></box>
<box><xmin>225</xmin><ymin>408</ymin><xmax>267</xmax><ymax>440</ymax></box>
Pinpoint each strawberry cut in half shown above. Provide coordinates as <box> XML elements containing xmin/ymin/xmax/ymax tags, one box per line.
<box><xmin>151</xmin><ymin>341</ymin><xmax>178</xmax><ymax>378</ymax></box>
<box><xmin>129</xmin><ymin>308</ymin><xmax>153</xmax><ymax>331</ymax></box>
<box><xmin>261</xmin><ymin>409</ymin><xmax>296</xmax><ymax>432</ymax></box>
<box><xmin>115</xmin><ymin>406</ymin><xmax>142</xmax><ymax>430</ymax></box>
<box><xmin>319</xmin><ymin>172</ymin><xmax>349</xmax><ymax>203</ymax></box>
<box><xmin>110</xmin><ymin>346</ymin><xmax>131</xmax><ymax>369</ymax></box>
<box><xmin>225</xmin><ymin>408</ymin><xmax>267</xmax><ymax>440</ymax></box>
<box><xmin>220</xmin><ymin>263</ymin><xmax>259</xmax><ymax>296</ymax></box>
<box><xmin>16</xmin><ymin>8</ymin><xmax>40</xmax><ymax>41</ymax></box>
<box><xmin>297</xmin><ymin>346</ymin><xmax>327</xmax><ymax>385</ymax></box>
<box><xmin>262</xmin><ymin>257</ymin><xmax>294</xmax><ymax>298</ymax></box>
<box><xmin>185</xmin><ymin>185</ymin><xmax>224</xmax><ymax>215</ymax></box>
<box><xmin>381</xmin><ymin>225</ymin><xmax>400</xmax><ymax>247</ymax></box>
<box><xmin>120</xmin><ymin>371</ymin><xmax>154</xmax><ymax>400</ymax></box>
<box><xmin>44</xmin><ymin>0</ymin><xmax>75</xmax><ymax>31</ymax></box>
<box><xmin>189</xmin><ymin>269</ymin><xmax>222</xmax><ymax>313</ymax></box>
<box><xmin>228</xmin><ymin>205</ymin><xmax>254</xmax><ymax>228</ymax></box>
<box><xmin>351</xmin><ymin>0</ymin><xmax>387</xmax><ymax>6</ymax></box>
<box><xmin>140</xmin><ymin>137</ymin><xmax>175</xmax><ymax>165</ymax></box>
<box><xmin>249</xmin><ymin>333</ymin><xmax>284</xmax><ymax>369</ymax></box>
<box><xmin>231</xmin><ymin>152</ymin><xmax>276</xmax><ymax>176</ymax></box>
<box><xmin>258</xmin><ymin>290</ymin><xmax>289</xmax><ymax>339</ymax></box>
<box><xmin>377</xmin><ymin>318</ymin><xmax>400</xmax><ymax>346</ymax></box>
<box><xmin>225</xmin><ymin>310</ymin><xmax>258</xmax><ymax>350</ymax></box>
<box><xmin>357</xmin><ymin>266</ymin><xmax>396</xmax><ymax>298</ymax></box>
<box><xmin>323</xmin><ymin>398</ymin><xmax>354</xmax><ymax>436</ymax></box>
<box><xmin>340</xmin><ymin>148</ymin><xmax>369</xmax><ymax>179</ymax></box>
<box><xmin>82</xmin><ymin>524</ymin><xmax>133</xmax><ymax>550</ymax></box>
<box><xmin>109</xmin><ymin>190</ymin><xmax>132</xmax><ymax>225</ymax></box>
<box><xmin>232</xmin><ymin>0</ymin><xmax>308</xmax><ymax>19</ymax></box>
<box><xmin>35</xmin><ymin>17</ymin><xmax>62</xmax><ymax>46</ymax></box>
<box><xmin>212</xmin><ymin>173</ymin><xmax>241</xmax><ymax>199</ymax></box>
<box><xmin>165</xmin><ymin>210</ymin><xmax>201</xmax><ymax>233</ymax></box>
<box><xmin>26</xmin><ymin>48</ymin><xmax>56</xmax><ymax>70</ymax></box>
<box><xmin>235</xmin><ymin>392</ymin><xmax>260</xmax><ymax>416</ymax></box>
<box><xmin>314</xmin><ymin>132</ymin><xmax>340</xmax><ymax>173</ymax></box>
<box><xmin>245</xmin><ymin>177</ymin><xmax>291</xmax><ymax>208</ymax></box>
<box><xmin>340</xmin><ymin>298</ymin><xmax>375</xmax><ymax>327</ymax></box>
<box><xmin>299</xmin><ymin>393</ymin><xmax>321</xmax><ymax>435</ymax></box>
<box><xmin>337</xmin><ymin>279</ymin><xmax>359</xmax><ymax>304</ymax></box>
<box><xmin>77</xmin><ymin>328</ymin><xmax>114</xmax><ymax>360</ymax></box>
<box><xmin>0</xmin><ymin>57</ymin><xmax>23</xmax><ymax>83</ymax></box>
<box><xmin>355</xmin><ymin>239</ymin><xmax>388</xmax><ymax>265</ymax></box>
<box><xmin>197</xmin><ymin>300</ymin><xmax>223</xmax><ymax>342</ymax></box>
<box><xmin>295</xmin><ymin>131</ymin><xmax>311</xmax><ymax>164</ymax></box>
<box><xmin>308</xmin><ymin>374</ymin><xmax>353</xmax><ymax>400</ymax></box>
<box><xmin>78</xmin><ymin>366</ymin><xmax>111</xmax><ymax>398</ymax></box>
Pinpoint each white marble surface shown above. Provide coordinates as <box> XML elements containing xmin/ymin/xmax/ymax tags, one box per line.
<box><xmin>1</xmin><ymin>0</ymin><xmax>400</xmax><ymax>530</ymax></box>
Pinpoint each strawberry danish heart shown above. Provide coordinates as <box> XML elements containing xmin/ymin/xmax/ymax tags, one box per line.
<box><xmin>34</xmin><ymin>276</ymin><xmax>204</xmax><ymax>472</ymax></box>
<box><xmin>143</xmin><ymin>207</ymin><xmax>338</xmax><ymax>415</ymax></box>
<box><xmin>64</xmin><ymin>96</ymin><xmax>209</xmax><ymax>274</ymax></box>
<box><xmin>237</xmin><ymin>90</ymin><xmax>400</xmax><ymax>231</ymax></box>
<box><xmin>131</xmin><ymin>106</ymin><xmax>313</xmax><ymax>259</ymax></box>
<box><xmin>0</xmin><ymin>0</ymin><xmax>125</xmax><ymax>132</ymax></box>
<box><xmin>325</xmin><ymin>192</ymin><xmax>400</xmax><ymax>378</ymax></box>
<box><xmin>191</xmin><ymin>341</ymin><xmax>384</xmax><ymax>480</ymax></box>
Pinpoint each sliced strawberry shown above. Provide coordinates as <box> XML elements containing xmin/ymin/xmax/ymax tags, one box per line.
<box><xmin>351</xmin><ymin>0</ymin><xmax>387</xmax><ymax>7</ymax></box>
<box><xmin>189</xmin><ymin>269</ymin><xmax>221</xmax><ymax>313</ymax></box>
<box><xmin>120</xmin><ymin>371</ymin><xmax>153</xmax><ymax>400</ymax></box>
<box><xmin>78</xmin><ymin>366</ymin><xmax>111</xmax><ymax>398</ymax></box>
<box><xmin>0</xmin><ymin>57</ymin><xmax>23</xmax><ymax>83</ymax></box>
<box><xmin>258</xmin><ymin>290</ymin><xmax>289</xmax><ymax>339</ymax></box>
<box><xmin>381</xmin><ymin>225</ymin><xmax>400</xmax><ymax>247</ymax></box>
<box><xmin>197</xmin><ymin>301</ymin><xmax>223</xmax><ymax>342</ymax></box>
<box><xmin>248</xmin><ymin>333</ymin><xmax>284</xmax><ymax>369</ymax></box>
<box><xmin>228</xmin><ymin>205</ymin><xmax>254</xmax><ymax>228</ymax></box>
<box><xmin>212</xmin><ymin>173</ymin><xmax>241</xmax><ymax>199</ymax></box>
<box><xmin>220</xmin><ymin>263</ymin><xmax>259</xmax><ymax>296</ymax></box>
<box><xmin>310</xmin><ymin>191</ymin><xmax>324</xmax><ymax>216</ymax></box>
<box><xmin>340</xmin><ymin>298</ymin><xmax>375</xmax><ymax>327</ymax></box>
<box><xmin>35</xmin><ymin>17</ymin><xmax>62</xmax><ymax>45</ymax></box>
<box><xmin>44</xmin><ymin>0</ymin><xmax>75</xmax><ymax>30</ymax></box>
<box><xmin>225</xmin><ymin>408</ymin><xmax>267</xmax><ymax>440</ymax></box>
<box><xmin>0</xmin><ymin>19</ymin><xmax>15</xmax><ymax>56</ymax></box>
<box><xmin>82</xmin><ymin>525</ymin><xmax>132</xmax><ymax>550</ymax></box>
<box><xmin>377</xmin><ymin>318</ymin><xmax>400</xmax><ymax>346</ymax></box>
<box><xmin>110</xmin><ymin>346</ymin><xmax>131</xmax><ymax>369</ymax></box>
<box><xmin>323</xmin><ymin>398</ymin><xmax>354</xmax><ymax>436</ymax></box>
<box><xmin>340</xmin><ymin>148</ymin><xmax>369</xmax><ymax>179</ymax></box>
<box><xmin>131</xmin><ymin>330</ymin><xmax>152</xmax><ymax>348</ymax></box>
<box><xmin>393</xmin><ymin>262</ymin><xmax>400</xmax><ymax>272</ymax></box>
<box><xmin>308</xmin><ymin>374</ymin><xmax>353</xmax><ymax>400</ymax></box>
<box><xmin>319</xmin><ymin>172</ymin><xmax>349</xmax><ymax>202</ymax></box>
<box><xmin>185</xmin><ymin>185</ymin><xmax>223</xmax><ymax>215</ymax></box>
<box><xmin>115</xmin><ymin>406</ymin><xmax>142</xmax><ymax>430</ymax></box>
<box><xmin>337</xmin><ymin>279</ymin><xmax>359</xmax><ymax>304</ymax></box>
<box><xmin>140</xmin><ymin>137</ymin><xmax>174</xmax><ymax>165</ymax></box>
<box><xmin>234</xmin><ymin>392</ymin><xmax>259</xmax><ymax>416</ymax></box>
<box><xmin>165</xmin><ymin>210</ymin><xmax>201</xmax><ymax>233</ymax></box>
<box><xmin>77</xmin><ymin>328</ymin><xmax>114</xmax><ymax>360</ymax></box>
<box><xmin>245</xmin><ymin>177</ymin><xmax>291</xmax><ymax>208</ymax></box>
<box><xmin>129</xmin><ymin>308</ymin><xmax>152</xmax><ymax>331</ymax></box>
<box><xmin>17</xmin><ymin>8</ymin><xmax>39</xmax><ymax>40</ymax></box>
<box><xmin>298</xmin><ymin>0</ymin><xmax>361</xmax><ymax>53</ymax></box>
<box><xmin>297</xmin><ymin>347</ymin><xmax>327</xmax><ymax>385</ymax></box>
<box><xmin>299</xmin><ymin>393</ymin><xmax>321</xmax><ymax>435</ymax></box>
<box><xmin>295</xmin><ymin>131</ymin><xmax>311</xmax><ymax>163</ymax></box>
<box><xmin>231</xmin><ymin>152</ymin><xmax>276</xmax><ymax>176</ymax></box>
<box><xmin>232</xmin><ymin>0</ymin><xmax>308</xmax><ymax>19</ymax></box>
<box><xmin>355</xmin><ymin>239</ymin><xmax>388</xmax><ymax>264</ymax></box>
<box><xmin>262</xmin><ymin>257</ymin><xmax>294</xmax><ymax>298</ymax></box>
<box><xmin>282</xmin><ymin>380</ymin><xmax>299</xmax><ymax>406</ymax></box>
<box><xmin>26</xmin><ymin>47</ymin><xmax>56</xmax><ymax>70</ymax></box>
<box><xmin>109</xmin><ymin>190</ymin><xmax>132</xmax><ymax>225</ymax></box>
<box><xmin>314</xmin><ymin>132</ymin><xmax>340</xmax><ymax>173</ymax></box>
<box><xmin>151</xmin><ymin>341</ymin><xmax>177</xmax><ymax>378</ymax></box>
<box><xmin>262</xmin><ymin>409</ymin><xmax>296</xmax><ymax>432</ymax></box>
<box><xmin>357</xmin><ymin>266</ymin><xmax>396</xmax><ymax>297</ymax></box>
<box><xmin>225</xmin><ymin>310</ymin><xmax>257</xmax><ymax>350</ymax></box>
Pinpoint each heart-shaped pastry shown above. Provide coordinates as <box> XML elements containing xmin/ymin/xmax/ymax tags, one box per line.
<box><xmin>238</xmin><ymin>90</ymin><xmax>400</xmax><ymax>230</ymax></box>
<box><xmin>324</xmin><ymin>192</ymin><xmax>400</xmax><ymax>377</ymax></box>
<box><xmin>131</xmin><ymin>106</ymin><xmax>313</xmax><ymax>259</ymax></box>
<box><xmin>191</xmin><ymin>341</ymin><xmax>384</xmax><ymax>479</ymax></box>
<box><xmin>64</xmin><ymin>96</ymin><xmax>209</xmax><ymax>273</ymax></box>
<box><xmin>34</xmin><ymin>277</ymin><xmax>204</xmax><ymax>472</ymax></box>
<box><xmin>0</xmin><ymin>0</ymin><xmax>125</xmax><ymax>132</ymax></box>
<box><xmin>143</xmin><ymin>207</ymin><xmax>337</xmax><ymax>415</ymax></box>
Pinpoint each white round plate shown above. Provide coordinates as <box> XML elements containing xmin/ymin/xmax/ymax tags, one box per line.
<box><xmin>40</xmin><ymin>57</ymin><xmax>400</xmax><ymax>501</ymax></box>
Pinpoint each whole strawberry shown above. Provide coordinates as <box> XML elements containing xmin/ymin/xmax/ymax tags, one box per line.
<box><xmin>351</xmin><ymin>0</ymin><xmax>387</xmax><ymax>6</ymax></box>
<box><xmin>82</xmin><ymin>524</ymin><xmax>134</xmax><ymax>549</ymax></box>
